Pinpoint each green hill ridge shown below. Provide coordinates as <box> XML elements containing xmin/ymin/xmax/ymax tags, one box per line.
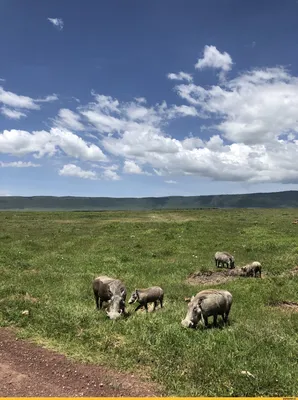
<box><xmin>0</xmin><ymin>190</ymin><xmax>297</xmax><ymax>210</ymax></box>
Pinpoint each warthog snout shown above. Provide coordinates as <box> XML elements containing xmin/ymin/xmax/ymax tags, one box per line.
<box><xmin>106</xmin><ymin>310</ymin><xmax>122</xmax><ymax>320</ymax></box>
<box><xmin>181</xmin><ymin>318</ymin><xmax>195</xmax><ymax>328</ymax></box>
<box><xmin>128</xmin><ymin>293</ymin><xmax>137</xmax><ymax>304</ymax></box>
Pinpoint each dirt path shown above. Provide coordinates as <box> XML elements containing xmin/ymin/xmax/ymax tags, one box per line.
<box><xmin>0</xmin><ymin>327</ymin><xmax>161</xmax><ymax>397</ymax></box>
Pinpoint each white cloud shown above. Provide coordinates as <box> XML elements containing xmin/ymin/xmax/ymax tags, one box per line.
<box><xmin>0</xmin><ymin>161</ymin><xmax>40</xmax><ymax>168</ymax></box>
<box><xmin>167</xmin><ymin>72</ymin><xmax>193</xmax><ymax>82</ymax></box>
<box><xmin>176</xmin><ymin>67</ymin><xmax>298</xmax><ymax>146</ymax></box>
<box><xmin>59</xmin><ymin>164</ymin><xmax>97</xmax><ymax>180</ymax></box>
<box><xmin>54</xmin><ymin>108</ymin><xmax>85</xmax><ymax>131</ymax></box>
<box><xmin>2</xmin><ymin>44</ymin><xmax>298</xmax><ymax>186</ymax></box>
<box><xmin>0</xmin><ymin>78</ymin><xmax>5</xmax><ymax>82</ymax></box>
<box><xmin>167</xmin><ymin>105</ymin><xmax>199</xmax><ymax>118</ymax></box>
<box><xmin>0</xmin><ymin>128</ymin><xmax>107</xmax><ymax>161</ymax></box>
<box><xmin>103</xmin><ymin>168</ymin><xmax>120</xmax><ymax>180</ymax></box>
<box><xmin>134</xmin><ymin>97</ymin><xmax>147</xmax><ymax>104</ymax></box>
<box><xmin>48</xmin><ymin>18</ymin><xmax>64</xmax><ymax>31</ymax></box>
<box><xmin>89</xmin><ymin>52</ymin><xmax>298</xmax><ymax>185</ymax></box>
<box><xmin>195</xmin><ymin>45</ymin><xmax>233</xmax><ymax>80</ymax></box>
<box><xmin>1</xmin><ymin>107</ymin><xmax>27</xmax><ymax>120</ymax></box>
<box><xmin>36</xmin><ymin>94</ymin><xmax>59</xmax><ymax>103</ymax></box>
<box><xmin>165</xmin><ymin>180</ymin><xmax>177</xmax><ymax>184</ymax></box>
<box><xmin>123</xmin><ymin>160</ymin><xmax>144</xmax><ymax>174</ymax></box>
<box><xmin>0</xmin><ymin>86</ymin><xmax>58</xmax><ymax>111</ymax></box>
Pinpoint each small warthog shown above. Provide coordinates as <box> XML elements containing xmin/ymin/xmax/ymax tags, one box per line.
<box><xmin>92</xmin><ymin>275</ymin><xmax>127</xmax><ymax>320</ymax></box>
<box><xmin>181</xmin><ymin>289</ymin><xmax>233</xmax><ymax>329</ymax></box>
<box><xmin>128</xmin><ymin>286</ymin><xmax>164</xmax><ymax>312</ymax></box>
<box><xmin>214</xmin><ymin>251</ymin><xmax>235</xmax><ymax>269</ymax></box>
<box><xmin>240</xmin><ymin>261</ymin><xmax>262</xmax><ymax>278</ymax></box>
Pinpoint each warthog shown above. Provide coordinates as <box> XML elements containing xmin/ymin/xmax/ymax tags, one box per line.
<box><xmin>214</xmin><ymin>251</ymin><xmax>235</xmax><ymax>269</ymax></box>
<box><xmin>92</xmin><ymin>275</ymin><xmax>127</xmax><ymax>320</ymax></box>
<box><xmin>240</xmin><ymin>261</ymin><xmax>262</xmax><ymax>278</ymax></box>
<box><xmin>128</xmin><ymin>286</ymin><xmax>164</xmax><ymax>312</ymax></box>
<box><xmin>181</xmin><ymin>289</ymin><xmax>233</xmax><ymax>329</ymax></box>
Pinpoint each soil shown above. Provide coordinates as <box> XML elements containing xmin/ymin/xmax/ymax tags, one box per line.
<box><xmin>0</xmin><ymin>327</ymin><xmax>162</xmax><ymax>397</ymax></box>
<box><xmin>270</xmin><ymin>301</ymin><xmax>298</xmax><ymax>313</ymax></box>
<box><xmin>186</xmin><ymin>268</ymin><xmax>242</xmax><ymax>285</ymax></box>
<box><xmin>289</xmin><ymin>266</ymin><xmax>298</xmax><ymax>276</ymax></box>
<box><xmin>186</xmin><ymin>267</ymin><xmax>265</xmax><ymax>286</ymax></box>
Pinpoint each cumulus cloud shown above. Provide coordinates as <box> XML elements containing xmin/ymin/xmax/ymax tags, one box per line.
<box><xmin>167</xmin><ymin>72</ymin><xmax>193</xmax><ymax>82</ymax></box>
<box><xmin>1</xmin><ymin>107</ymin><xmax>27</xmax><ymax>120</ymax></box>
<box><xmin>102</xmin><ymin>168</ymin><xmax>120</xmax><ymax>180</ymax></box>
<box><xmin>54</xmin><ymin>108</ymin><xmax>85</xmax><ymax>131</ymax></box>
<box><xmin>0</xmin><ymin>161</ymin><xmax>40</xmax><ymax>167</ymax></box>
<box><xmin>48</xmin><ymin>18</ymin><xmax>64</xmax><ymax>30</ymax></box>
<box><xmin>0</xmin><ymin>128</ymin><xmax>107</xmax><ymax>161</ymax></box>
<box><xmin>0</xmin><ymin>86</ymin><xmax>58</xmax><ymax>120</ymax></box>
<box><xmin>195</xmin><ymin>45</ymin><xmax>233</xmax><ymax>80</ymax></box>
<box><xmin>77</xmin><ymin>48</ymin><xmax>298</xmax><ymax>185</ymax></box>
<box><xmin>59</xmin><ymin>164</ymin><xmax>97</xmax><ymax>180</ymax></box>
<box><xmin>123</xmin><ymin>160</ymin><xmax>144</xmax><ymax>174</ymax></box>
<box><xmin>2</xmin><ymin>44</ymin><xmax>298</xmax><ymax>186</ymax></box>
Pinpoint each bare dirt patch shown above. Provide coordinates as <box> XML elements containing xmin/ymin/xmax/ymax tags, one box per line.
<box><xmin>269</xmin><ymin>301</ymin><xmax>298</xmax><ymax>313</ymax></box>
<box><xmin>187</xmin><ymin>269</ymin><xmax>240</xmax><ymax>285</ymax></box>
<box><xmin>0</xmin><ymin>327</ymin><xmax>162</xmax><ymax>397</ymax></box>
<box><xmin>187</xmin><ymin>267</ymin><xmax>265</xmax><ymax>285</ymax></box>
<box><xmin>289</xmin><ymin>266</ymin><xmax>298</xmax><ymax>276</ymax></box>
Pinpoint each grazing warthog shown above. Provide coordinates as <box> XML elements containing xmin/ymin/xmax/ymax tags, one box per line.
<box><xmin>181</xmin><ymin>289</ymin><xmax>233</xmax><ymax>329</ymax></box>
<box><xmin>240</xmin><ymin>261</ymin><xmax>262</xmax><ymax>278</ymax></box>
<box><xmin>92</xmin><ymin>275</ymin><xmax>127</xmax><ymax>320</ymax></box>
<box><xmin>128</xmin><ymin>286</ymin><xmax>164</xmax><ymax>312</ymax></box>
<box><xmin>214</xmin><ymin>251</ymin><xmax>235</xmax><ymax>269</ymax></box>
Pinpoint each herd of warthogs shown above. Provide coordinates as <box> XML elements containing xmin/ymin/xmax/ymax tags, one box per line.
<box><xmin>92</xmin><ymin>251</ymin><xmax>262</xmax><ymax>329</ymax></box>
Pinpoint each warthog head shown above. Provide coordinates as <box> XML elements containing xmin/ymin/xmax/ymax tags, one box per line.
<box><xmin>128</xmin><ymin>290</ymin><xmax>139</xmax><ymax>304</ymax></box>
<box><xmin>106</xmin><ymin>289</ymin><xmax>126</xmax><ymax>320</ymax></box>
<box><xmin>181</xmin><ymin>297</ymin><xmax>202</xmax><ymax>329</ymax></box>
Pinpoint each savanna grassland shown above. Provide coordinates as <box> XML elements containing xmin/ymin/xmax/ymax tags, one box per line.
<box><xmin>0</xmin><ymin>208</ymin><xmax>298</xmax><ymax>396</ymax></box>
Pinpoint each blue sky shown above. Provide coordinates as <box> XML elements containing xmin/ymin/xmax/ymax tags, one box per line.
<box><xmin>1</xmin><ymin>0</ymin><xmax>298</xmax><ymax>197</ymax></box>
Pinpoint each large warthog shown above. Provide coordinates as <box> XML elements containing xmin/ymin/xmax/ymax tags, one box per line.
<box><xmin>92</xmin><ymin>275</ymin><xmax>127</xmax><ymax>320</ymax></box>
<box><xmin>181</xmin><ymin>289</ymin><xmax>233</xmax><ymax>329</ymax></box>
<box><xmin>128</xmin><ymin>286</ymin><xmax>164</xmax><ymax>312</ymax></box>
<box><xmin>240</xmin><ymin>261</ymin><xmax>262</xmax><ymax>278</ymax></box>
<box><xmin>214</xmin><ymin>251</ymin><xmax>235</xmax><ymax>269</ymax></box>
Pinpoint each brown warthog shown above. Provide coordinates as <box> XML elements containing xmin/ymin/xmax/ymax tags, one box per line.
<box><xmin>214</xmin><ymin>251</ymin><xmax>235</xmax><ymax>269</ymax></box>
<box><xmin>240</xmin><ymin>261</ymin><xmax>262</xmax><ymax>278</ymax></box>
<box><xmin>128</xmin><ymin>286</ymin><xmax>164</xmax><ymax>312</ymax></box>
<box><xmin>181</xmin><ymin>289</ymin><xmax>233</xmax><ymax>329</ymax></box>
<box><xmin>92</xmin><ymin>275</ymin><xmax>127</xmax><ymax>320</ymax></box>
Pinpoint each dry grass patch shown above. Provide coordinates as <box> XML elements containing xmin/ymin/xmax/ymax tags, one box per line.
<box><xmin>269</xmin><ymin>301</ymin><xmax>298</xmax><ymax>313</ymax></box>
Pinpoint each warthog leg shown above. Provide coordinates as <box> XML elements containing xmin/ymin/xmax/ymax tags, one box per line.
<box><xmin>160</xmin><ymin>297</ymin><xmax>163</xmax><ymax>308</ymax></box>
<box><xmin>134</xmin><ymin>303</ymin><xmax>143</xmax><ymax>312</ymax></box>
<box><xmin>213</xmin><ymin>314</ymin><xmax>218</xmax><ymax>326</ymax></box>
<box><xmin>94</xmin><ymin>293</ymin><xmax>100</xmax><ymax>310</ymax></box>
<box><xmin>153</xmin><ymin>301</ymin><xmax>158</xmax><ymax>311</ymax></box>
<box><xmin>203</xmin><ymin>315</ymin><xmax>209</xmax><ymax>327</ymax></box>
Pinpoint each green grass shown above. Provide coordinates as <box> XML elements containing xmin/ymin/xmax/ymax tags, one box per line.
<box><xmin>1</xmin><ymin>208</ymin><xmax>298</xmax><ymax>396</ymax></box>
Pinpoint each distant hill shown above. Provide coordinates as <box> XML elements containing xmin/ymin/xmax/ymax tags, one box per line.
<box><xmin>0</xmin><ymin>191</ymin><xmax>298</xmax><ymax>211</ymax></box>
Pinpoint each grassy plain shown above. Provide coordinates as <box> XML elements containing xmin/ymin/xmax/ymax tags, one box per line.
<box><xmin>0</xmin><ymin>208</ymin><xmax>298</xmax><ymax>396</ymax></box>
